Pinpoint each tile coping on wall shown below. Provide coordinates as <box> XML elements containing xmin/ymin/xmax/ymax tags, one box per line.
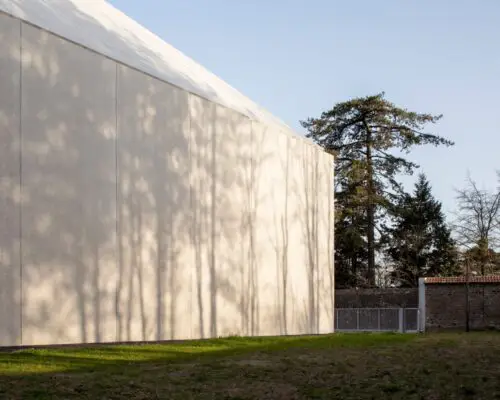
<box><xmin>424</xmin><ymin>275</ymin><xmax>500</xmax><ymax>284</ymax></box>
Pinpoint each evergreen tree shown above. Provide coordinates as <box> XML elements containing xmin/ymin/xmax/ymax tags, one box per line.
<box><xmin>301</xmin><ymin>92</ymin><xmax>453</xmax><ymax>286</ymax></box>
<box><xmin>384</xmin><ymin>174</ymin><xmax>459</xmax><ymax>287</ymax></box>
<box><xmin>334</xmin><ymin>161</ymin><xmax>369</xmax><ymax>287</ymax></box>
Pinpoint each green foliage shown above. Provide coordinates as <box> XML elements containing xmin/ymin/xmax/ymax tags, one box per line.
<box><xmin>383</xmin><ymin>174</ymin><xmax>460</xmax><ymax>286</ymax></box>
<box><xmin>334</xmin><ymin>161</ymin><xmax>369</xmax><ymax>287</ymax></box>
<box><xmin>301</xmin><ymin>92</ymin><xmax>453</xmax><ymax>186</ymax></box>
<box><xmin>301</xmin><ymin>92</ymin><xmax>453</xmax><ymax>286</ymax></box>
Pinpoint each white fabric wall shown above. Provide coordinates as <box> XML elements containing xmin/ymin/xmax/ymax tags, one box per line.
<box><xmin>20</xmin><ymin>22</ymin><xmax>118</xmax><ymax>345</ymax></box>
<box><xmin>0</xmin><ymin>13</ymin><xmax>334</xmax><ymax>346</ymax></box>
<box><xmin>0</xmin><ymin>13</ymin><xmax>22</xmax><ymax>346</ymax></box>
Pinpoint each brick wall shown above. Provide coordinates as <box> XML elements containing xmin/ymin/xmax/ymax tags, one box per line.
<box><xmin>425</xmin><ymin>276</ymin><xmax>500</xmax><ymax>331</ymax></box>
<box><xmin>335</xmin><ymin>288</ymin><xmax>418</xmax><ymax>308</ymax></box>
<box><xmin>335</xmin><ymin>277</ymin><xmax>500</xmax><ymax>331</ymax></box>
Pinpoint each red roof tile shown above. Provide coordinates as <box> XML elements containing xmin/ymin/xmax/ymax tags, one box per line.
<box><xmin>424</xmin><ymin>275</ymin><xmax>500</xmax><ymax>284</ymax></box>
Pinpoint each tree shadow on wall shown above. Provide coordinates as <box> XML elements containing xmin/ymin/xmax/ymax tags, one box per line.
<box><xmin>301</xmin><ymin>145</ymin><xmax>321</xmax><ymax>334</ymax></box>
<box><xmin>12</xmin><ymin>0</ymin><xmax>243</xmax><ymax>119</ymax></box>
<box><xmin>14</xmin><ymin>21</ymin><xmax>195</xmax><ymax>345</ymax></box>
<box><xmin>289</xmin><ymin>141</ymin><xmax>333</xmax><ymax>335</ymax></box>
<box><xmin>213</xmin><ymin>106</ymin><xmax>257</xmax><ymax>338</ymax></box>
<box><xmin>115</xmin><ymin>65</ymin><xmax>192</xmax><ymax>342</ymax></box>
<box><xmin>189</xmin><ymin>99</ymin><xmax>273</xmax><ymax>339</ymax></box>
<box><xmin>1</xmin><ymin>7</ymin><xmax>320</xmax><ymax>346</ymax></box>
<box><xmin>265</xmin><ymin>129</ymin><xmax>292</xmax><ymax>336</ymax></box>
<box><xmin>4</xmin><ymin>16</ymin><xmax>282</xmax><ymax>346</ymax></box>
<box><xmin>0</xmin><ymin>13</ymin><xmax>22</xmax><ymax>346</ymax></box>
<box><xmin>19</xmin><ymin>22</ymin><xmax>119</xmax><ymax>345</ymax></box>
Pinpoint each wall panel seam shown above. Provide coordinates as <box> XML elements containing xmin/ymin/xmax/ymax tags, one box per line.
<box><xmin>210</xmin><ymin>103</ymin><xmax>217</xmax><ymax>338</ymax></box>
<box><xmin>19</xmin><ymin>20</ymin><xmax>23</xmax><ymax>346</ymax></box>
<box><xmin>114</xmin><ymin>63</ymin><xmax>119</xmax><ymax>343</ymax></box>
<box><xmin>188</xmin><ymin>94</ymin><xmax>193</xmax><ymax>340</ymax></box>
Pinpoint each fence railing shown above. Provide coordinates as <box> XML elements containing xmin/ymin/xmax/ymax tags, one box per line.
<box><xmin>335</xmin><ymin>308</ymin><xmax>420</xmax><ymax>333</ymax></box>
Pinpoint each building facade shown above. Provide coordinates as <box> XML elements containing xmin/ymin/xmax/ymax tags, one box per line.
<box><xmin>0</xmin><ymin>1</ymin><xmax>334</xmax><ymax>346</ymax></box>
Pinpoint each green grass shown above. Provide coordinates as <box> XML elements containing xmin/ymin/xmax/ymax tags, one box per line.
<box><xmin>0</xmin><ymin>332</ymin><xmax>499</xmax><ymax>399</ymax></box>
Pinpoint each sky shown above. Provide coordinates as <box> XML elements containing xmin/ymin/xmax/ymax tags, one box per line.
<box><xmin>110</xmin><ymin>0</ymin><xmax>500</xmax><ymax>218</ymax></box>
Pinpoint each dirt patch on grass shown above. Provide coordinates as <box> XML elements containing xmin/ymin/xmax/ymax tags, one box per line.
<box><xmin>224</xmin><ymin>382</ymin><xmax>300</xmax><ymax>400</ymax></box>
<box><xmin>223</xmin><ymin>358</ymin><xmax>277</xmax><ymax>367</ymax></box>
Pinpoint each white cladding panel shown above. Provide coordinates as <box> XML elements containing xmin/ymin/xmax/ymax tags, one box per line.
<box><xmin>116</xmin><ymin>65</ymin><xmax>192</xmax><ymax>341</ymax></box>
<box><xmin>252</xmin><ymin>122</ymin><xmax>289</xmax><ymax>336</ymax></box>
<box><xmin>0</xmin><ymin>16</ymin><xmax>334</xmax><ymax>346</ymax></box>
<box><xmin>188</xmin><ymin>94</ymin><xmax>215</xmax><ymax>339</ymax></box>
<box><xmin>0</xmin><ymin>0</ymin><xmax>288</xmax><ymax>131</ymax></box>
<box><xmin>0</xmin><ymin>13</ymin><xmax>21</xmax><ymax>346</ymax></box>
<box><xmin>318</xmin><ymin>148</ymin><xmax>335</xmax><ymax>333</ymax></box>
<box><xmin>20</xmin><ymin>23</ymin><xmax>117</xmax><ymax>345</ymax></box>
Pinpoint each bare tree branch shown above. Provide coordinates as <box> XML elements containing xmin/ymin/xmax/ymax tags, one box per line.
<box><xmin>453</xmin><ymin>173</ymin><xmax>500</xmax><ymax>274</ymax></box>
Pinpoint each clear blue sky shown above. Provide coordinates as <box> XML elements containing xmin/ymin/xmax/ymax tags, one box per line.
<box><xmin>110</xmin><ymin>0</ymin><xmax>499</xmax><ymax>218</ymax></box>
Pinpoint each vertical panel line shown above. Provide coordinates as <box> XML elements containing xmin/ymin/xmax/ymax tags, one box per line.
<box><xmin>188</xmin><ymin>94</ymin><xmax>193</xmax><ymax>339</ymax></box>
<box><xmin>210</xmin><ymin>103</ymin><xmax>216</xmax><ymax>338</ymax></box>
<box><xmin>18</xmin><ymin>20</ymin><xmax>23</xmax><ymax>346</ymax></box>
<box><xmin>114</xmin><ymin>63</ymin><xmax>119</xmax><ymax>342</ymax></box>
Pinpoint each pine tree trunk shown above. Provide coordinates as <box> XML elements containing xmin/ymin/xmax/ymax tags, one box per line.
<box><xmin>365</xmin><ymin>126</ymin><xmax>376</xmax><ymax>287</ymax></box>
<box><xmin>351</xmin><ymin>214</ymin><xmax>357</xmax><ymax>285</ymax></box>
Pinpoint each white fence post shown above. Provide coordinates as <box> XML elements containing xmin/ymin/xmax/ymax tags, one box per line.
<box><xmin>398</xmin><ymin>308</ymin><xmax>404</xmax><ymax>333</ymax></box>
<box><xmin>356</xmin><ymin>309</ymin><xmax>360</xmax><ymax>330</ymax></box>
<box><xmin>378</xmin><ymin>309</ymin><xmax>381</xmax><ymax>331</ymax></box>
<box><xmin>418</xmin><ymin>278</ymin><xmax>426</xmax><ymax>333</ymax></box>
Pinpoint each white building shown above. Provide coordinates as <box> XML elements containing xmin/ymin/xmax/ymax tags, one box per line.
<box><xmin>0</xmin><ymin>0</ymin><xmax>334</xmax><ymax>346</ymax></box>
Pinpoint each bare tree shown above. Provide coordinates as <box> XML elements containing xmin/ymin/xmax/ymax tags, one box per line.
<box><xmin>454</xmin><ymin>173</ymin><xmax>500</xmax><ymax>275</ymax></box>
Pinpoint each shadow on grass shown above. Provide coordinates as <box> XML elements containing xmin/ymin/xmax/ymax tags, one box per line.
<box><xmin>0</xmin><ymin>333</ymin><xmax>416</xmax><ymax>376</ymax></box>
<box><xmin>1</xmin><ymin>332</ymin><xmax>498</xmax><ymax>399</ymax></box>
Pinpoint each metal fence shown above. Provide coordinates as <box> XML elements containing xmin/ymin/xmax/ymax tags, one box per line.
<box><xmin>335</xmin><ymin>308</ymin><xmax>420</xmax><ymax>333</ymax></box>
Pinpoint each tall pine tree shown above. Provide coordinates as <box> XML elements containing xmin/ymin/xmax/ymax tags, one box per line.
<box><xmin>384</xmin><ymin>174</ymin><xmax>459</xmax><ymax>287</ymax></box>
<box><xmin>301</xmin><ymin>93</ymin><xmax>453</xmax><ymax>286</ymax></box>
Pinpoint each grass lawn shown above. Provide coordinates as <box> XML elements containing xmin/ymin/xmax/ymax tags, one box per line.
<box><xmin>0</xmin><ymin>332</ymin><xmax>499</xmax><ymax>399</ymax></box>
